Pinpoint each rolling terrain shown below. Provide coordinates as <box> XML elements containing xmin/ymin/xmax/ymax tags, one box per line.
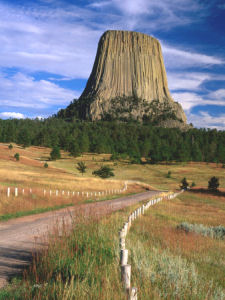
<box><xmin>0</xmin><ymin>143</ymin><xmax>224</xmax><ymax>299</ymax></box>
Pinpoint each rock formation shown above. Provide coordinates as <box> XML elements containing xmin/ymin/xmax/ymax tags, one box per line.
<box><xmin>59</xmin><ymin>30</ymin><xmax>187</xmax><ymax>125</ymax></box>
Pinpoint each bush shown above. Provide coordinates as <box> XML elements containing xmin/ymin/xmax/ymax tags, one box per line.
<box><xmin>50</xmin><ymin>146</ymin><xmax>61</xmax><ymax>160</ymax></box>
<box><xmin>8</xmin><ymin>144</ymin><xmax>13</xmax><ymax>150</ymax></box>
<box><xmin>76</xmin><ymin>161</ymin><xmax>87</xmax><ymax>175</ymax></box>
<box><xmin>208</xmin><ymin>176</ymin><xmax>219</xmax><ymax>192</ymax></box>
<box><xmin>92</xmin><ymin>166</ymin><xmax>114</xmax><ymax>178</ymax></box>
<box><xmin>44</xmin><ymin>163</ymin><xmax>48</xmax><ymax>168</ymax></box>
<box><xmin>110</xmin><ymin>153</ymin><xmax>119</xmax><ymax>161</ymax></box>
<box><xmin>166</xmin><ymin>171</ymin><xmax>171</xmax><ymax>178</ymax></box>
<box><xmin>180</xmin><ymin>177</ymin><xmax>189</xmax><ymax>190</ymax></box>
<box><xmin>191</xmin><ymin>182</ymin><xmax>196</xmax><ymax>187</ymax></box>
<box><xmin>177</xmin><ymin>222</ymin><xmax>225</xmax><ymax>240</ymax></box>
<box><xmin>14</xmin><ymin>153</ymin><xmax>20</xmax><ymax>161</ymax></box>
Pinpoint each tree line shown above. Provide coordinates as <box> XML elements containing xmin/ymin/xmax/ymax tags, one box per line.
<box><xmin>0</xmin><ymin>118</ymin><xmax>225</xmax><ymax>164</ymax></box>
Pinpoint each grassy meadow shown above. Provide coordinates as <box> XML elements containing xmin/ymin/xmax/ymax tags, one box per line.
<box><xmin>0</xmin><ymin>143</ymin><xmax>130</xmax><ymax>218</ymax></box>
<box><xmin>1</xmin><ymin>191</ymin><xmax>225</xmax><ymax>299</ymax></box>
<box><xmin>0</xmin><ymin>142</ymin><xmax>225</xmax><ymax>299</ymax></box>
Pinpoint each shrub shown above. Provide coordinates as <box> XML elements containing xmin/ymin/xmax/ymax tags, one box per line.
<box><xmin>166</xmin><ymin>171</ymin><xmax>171</xmax><ymax>178</ymax></box>
<box><xmin>92</xmin><ymin>166</ymin><xmax>114</xmax><ymax>178</ymax></box>
<box><xmin>177</xmin><ymin>222</ymin><xmax>225</xmax><ymax>240</ymax></box>
<box><xmin>44</xmin><ymin>163</ymin><xmax>48</xmax><ymax>168</ymax></box>
<box><xmin>191</xmin><ymin>181</ymin><xmax>196</xmax><ymax>187</ymax></box>
<box><xmin>8</xmin><ymin>144</ymin><xmax>13</xmax><ymax>150</ymax></box>
<box><xmin>14</xmin><ymin>153</ymin><xmax>20</xmax><ymax>161</ymax></box>
<box><xmin>180</xmin><ymin>177</ymin><xmax>189</xmax><ymax>190</ymax></box>
<box><xmin>208</xmin><ymin>176</ymin><xmax>219</xmax><ymax>192</ymax></box>
<box><xmin>50</xmin><ymin>146</ymin><xmax>61</xmax><ymax>160</ymax></box>
<box><xmin>76</xmin><ymin>161</ymin><xmax>87</xmax><ymax>175</ymax></box>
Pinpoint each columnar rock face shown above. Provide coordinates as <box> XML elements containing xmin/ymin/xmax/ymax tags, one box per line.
<box><xmin>71</xmin><ymin>30</ymin><xmax>187</xmax><ymax>124</ymax></box>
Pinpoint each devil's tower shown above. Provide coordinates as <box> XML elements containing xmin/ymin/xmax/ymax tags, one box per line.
<box><xmin>60</xmin><ymin>30</ymin><xmax>187</xmax><ymax>125</ymax></box>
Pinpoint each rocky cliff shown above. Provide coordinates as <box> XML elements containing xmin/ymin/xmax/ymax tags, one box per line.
<box><xmin>59</xmin><ymin>30</ymin><xmax>187</xmax><ymax>125</ymax></box>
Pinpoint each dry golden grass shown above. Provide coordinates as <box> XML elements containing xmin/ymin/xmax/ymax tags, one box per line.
<box><xmin>0</xmin><ymin>143</ymin><xmax>131</xmax><ymax>216</ymax></box>
<box><xmin>0</xmin><ymin>143</ymin><xmax>125</xmax><ymax>190</ymax></box>
<box><xmin>50</xmin><ymin>151</ymin><xmax>225</xmax><ymax>191</ymax></box>
<box><xmin>128</xmin><ymin>191</ymin><xmax>225</xmax><ymax>291</ymax></box>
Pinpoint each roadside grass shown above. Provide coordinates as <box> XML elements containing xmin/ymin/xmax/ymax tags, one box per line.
<box><xmin>0</xmin><ymin>209</ymin><xmax>128</xmax><ymax>300</ymax></box>
<box><xmin>126</xmin><ymin>192</ymin><xmax>225</xmax><ymax>298</ymax></box>
<box><xmin>1</xmin><ymin>191</ymin><xmax>225</xmax><ymax>299</ymax></box>
<box><xmin>0</xmin><ymin>202</ymin><xmax>75</xmax><ymax>222</ymax></box>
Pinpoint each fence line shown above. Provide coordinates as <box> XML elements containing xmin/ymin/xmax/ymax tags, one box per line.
<box><xmin>0</xmin><ymin>182</ymin><xmax>128</xmax><ymax>199</ymax></box>
<box><xmin>118</xmin><ymin>190</ymin><xmax>184</xmax><ymax>299</ymax></box>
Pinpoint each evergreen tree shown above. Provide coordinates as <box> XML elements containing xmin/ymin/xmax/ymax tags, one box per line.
<box><xmin>76</xmin><ymin>161</ymin><xmax>87</xmax><ymax>175</ymax></box>
<box><xmin>208</xmin><ymin>176</ymin><xmax>219</xmax><ymax>192</ymax></box>
<box><xmin>180</xmin><ymin>177</ymin><xmax>189</xmax><ymax>190</ymax></box>
<box><xmin>14</xmin><ymin>153</ymin><xmax>20</xmax><ymax>161</ymax></box>
<box><xmin>79</xmin><ymin>133</ymin><xmax>90</xmax><ymax>153</ymax></box>
<box><xmin>50</xmin><ymin>146</ymin><xmax>61</xmax><ymax>160</ymax></box>
<box><xmin>18</xmin><ymin>128</ymin><xmax>31</xmax><ymax>148</ymax></box>
<box><xmin>69</xmin><ymin>140</ymin><xmax>80</xmax><ymax>157</ymax></box>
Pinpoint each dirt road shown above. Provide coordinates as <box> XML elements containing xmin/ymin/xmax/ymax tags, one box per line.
<box><xmin>0</xmin><ymin>190</ymin><xmax>160</xmax><ymax>288</ymax></box>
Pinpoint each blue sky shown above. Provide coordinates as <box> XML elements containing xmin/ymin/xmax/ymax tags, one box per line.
<box><xmin>0</xmin><ymin>0</ymin><xmax>225</xmax><ymax>129</ymax></box>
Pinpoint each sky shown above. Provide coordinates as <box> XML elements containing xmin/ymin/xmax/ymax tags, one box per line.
<box><xmin>0</xmin><ymin>0</ymin><xmax>225</xmax><ymax>129</ymax></box>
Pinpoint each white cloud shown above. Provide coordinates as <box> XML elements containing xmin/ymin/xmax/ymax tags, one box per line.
<box><xmin>0</xmin><ymin>0</ymin><xmax>224</xmax><ymax>122</ymax></box>
<box><xmin>187</xmin><ymin>111</ymin><xmax>225</xmax><ymax>130</ymax></box>
<box><xmin>209</xmin><ymin>89</ymin><xmax>225</xmax><ymax>100</ymax></box>
<box><xmin>172</xmin><ymin>91</ymin><xmax>225</xmax><ymax>111</ymax></box>
<box><xmin>0</xmin><ymin>72</ymin><xmax>79</xmax><ymax>109</ymax></box>
<box><xmin>168</xmin><ymin>72</ymin><xmax>211</xmax><ymax>91</ymax></box>
<box><xmin>88</xmin><ymin>1</ymin><xmax>111</xmax><ymax>8</ymax></box>
<box><xmin>0</xmin><ymin>1</ymin><xmax>220</xmax><ymax>79</ymax></box>
<box><xmin>162</xmin><ymin>43</ymin><xmax>224</xmax><ymax>69</ymax></box>
<box><xmin>0</xmin><ymin>112</ymin><xmax>25</xmax><ymax>119</ymax></box>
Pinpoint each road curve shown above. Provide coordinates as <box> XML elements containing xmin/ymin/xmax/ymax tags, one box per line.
<box><xmin>0</xmin><ymin>190</ymin><xmax>161</xmax><ymax>288</ymax></box>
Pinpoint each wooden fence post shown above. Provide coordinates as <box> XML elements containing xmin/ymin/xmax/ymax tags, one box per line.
<box><xmin>129</xmin><ymin>287</ymin><xmax>138</xmax><ymax>300</ymax></box>
<box><xmin>120</xmin><ymin>237</ymin><xmax>126</xmax><ymax>250</ymax></box>
<box><xmin>120</xmin><ymin>249</ymin><xmax>128</xmax><ymax>266</ymax></box>
<box><xmin>7</xmin><ymin>187</ymin><xmax>10</xmax><ymax>197</ymax></box>
<box><xmin>15</xmin><ymin>187</ymin><xmax>18</xmax><ymax>197</ymax></box>
<box><xmin>121</xmin><ymin>264</ymin><xmax>131</xmax><ymax>291</ymax></box>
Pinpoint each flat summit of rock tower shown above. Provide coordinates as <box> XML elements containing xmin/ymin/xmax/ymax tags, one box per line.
<box><xmin>59</xmin><ymin>30</ymin><xmax>187</xmax><ymax>126</ymax></box>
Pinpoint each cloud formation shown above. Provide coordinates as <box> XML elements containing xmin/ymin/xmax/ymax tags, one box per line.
<box><xmin>0</xmin><ymin>112</ymin><xmax>25</xmax><ymax>119</ymax></box>
<box><xmin>0</xmin><ymin>72</ymin><xmax>78</xmax><ymax>109</ymax></box>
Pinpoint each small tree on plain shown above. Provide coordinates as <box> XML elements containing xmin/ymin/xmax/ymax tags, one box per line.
<box><xmin>180</xmin><ymin>177</ymin><xmax>189</xmax><ymax>190</ymax></box>
<box><xmin>208</xmin><ymin>176</ymin><xmax>219</xmax><ymax>192</ymax></box>
<box><xmin>166</xmin><ymin>171</ymin><xmax>171</xmax><ymax>178</ymax></box>
<box><xmin>14</xmin><ymin>153</ymin><xmax>20</xmax><ymax>161</ymax></box>
<box><xmin>44</xmin><ymin>163</ymin><xmax>48</xmax><ymax>168</ymax></box>
<box><xmin>77</xmin><ymin>161</ymin><xmax>87</xmax><ymax>175</ymax></box>
<box><xmin>8</xmin><ymin>144</ymin><xmax>13</xmax><ymax>150</ymax></box>
<box><xmin>92</xmin><ymin>165</ymin><xmax>114</xmax><ymax>179</ymax></box>
<box><xmin>50</xmin><ymin>146</ymin><xmax>61</xmax><ymax>160</ymax></box>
